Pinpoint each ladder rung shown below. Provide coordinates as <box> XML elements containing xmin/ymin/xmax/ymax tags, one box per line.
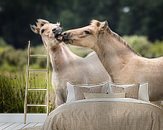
<box><xmin>28</xmin><ymin>69</ymin><xmax>48</xmax><ymax>72</ymax></box>
<box><xmin>28</xmin><ymin>88</ymin><xmax>47</xmax><ymax>91</ymax></box>
<box><xmin>27</xmin><ymin>104</ymin><xmax>47</xmax><ymax>107</ymax></box>
<box><xmin>30</xmin><ymin>54</ymin><xmax>47</xmax><ymax>58</ymax></box>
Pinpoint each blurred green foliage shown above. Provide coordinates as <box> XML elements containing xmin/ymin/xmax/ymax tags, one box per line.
<box><xmin>124</xmin><ymin>35</ymin><xmax>163</xmax><ymax>58</ymax></box>
<box><xmin>0</xmin><ymin>36</ymin><xmax>162</xmax><ymax>72</ymax></box>
<box><xmin>0</xmin><ymin>40</ymin><xmax>92</xmax><ymax>72</ymax></box>
<box><xmin>0</xmin><ymin>0</ymin><xmax>163</xmax><ymax>48</ymax></box>
<box><xmin>68</xmin><ymin>45</ymin><xmax>92</xmax><ymax>57</ymax></box>
<box><xmin>148</xmin><ymin>41</ymin><xmax>163</xmax><ymax>57</ymax></box>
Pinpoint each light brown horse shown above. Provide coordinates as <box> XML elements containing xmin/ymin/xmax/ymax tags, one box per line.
<box><xmin>30</xmin><ymin>19</ymin><xmax>112</xmax><ymax>107</ymax></box>
<box><xmin>62</xmin><ymin>20</ymin><xmax>163</xmax><ymax>101</ymax></box>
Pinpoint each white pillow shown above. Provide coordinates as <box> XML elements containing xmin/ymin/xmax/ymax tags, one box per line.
<box><xmin>66</xmin><ymin>82</ymin><xmax>76</xmax><ymax>103</ymax></box>
<box><xmin>67</xmin><ymin>82</ymin><xmax>149</xmax><ymax>102</ymax></box>
<box><xmin>109</xmin><ymin>82</ymin><xmax>149</xmax><ymax>102</ymax></box>
<box><xmin>66</xmin><ymin>82</ymin><xmax>110</xmax><ymax>103</ymax></box>
<box><xmin>138</xmin><ymin>83</ymin><xmax>149</xmax><ymax>102</ymax></box>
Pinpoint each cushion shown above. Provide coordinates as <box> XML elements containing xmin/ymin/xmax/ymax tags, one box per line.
<box><xmin>66</xmin><ymin>82</ymin><xmax>109</xmax><ymax>102</ymax></box>
<box><xmin>66</xmin><ymin>82</ymin><xmax>76</xmax><ymax>103</ymax></box>
<box><xmin>110</xmin><ymin>83</ymin><xmax>140</xmax><ymax>99</ymax></box>
<box><xmin>138</xmin><ymin>83</ymin><xmax>149</xmax><ymax>102</ymax></box>
<box><xmin>84</xmin><ymin>92</ymin><xmax>126</xmax><ymax>99</ymax></box>
<box><xmin>74</xmin><ymin>85</ymin><xmax>108</xmax><ymax>100</ymax></box>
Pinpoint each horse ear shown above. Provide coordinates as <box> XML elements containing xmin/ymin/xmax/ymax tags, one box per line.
<box><xmin>99</xmin><ymin>20</ymin><xmax>109</xmax><ymax>31</ymax></box>
<box><xmin>30</xmin><ymin>24</ymin><xmax>39</xmax><ymax>34</ymax></box>
<box><xmin>56</xmin><ymin>22</ymin><xmax>60</xmax><ymax>26</ymax></box>
<box><xmin>36</xmin><ymin>19</ymin><xmax>49</xmax><ymax>27</ymax></box>
<box><xmin>37</xmin><ymin>19</ymin><xmax>49</xmax><ymax>24</ymax></box>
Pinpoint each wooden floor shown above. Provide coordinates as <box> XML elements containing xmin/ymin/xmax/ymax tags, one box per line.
<box><xmin>0</xmin><ymin>113</ymin><xmax>47</xmax><ymax>130</ymax></box>
<box><xmin>0</xmin><ymin>122</ymin><xmax>43</xmax><ymax>130</ymax></box>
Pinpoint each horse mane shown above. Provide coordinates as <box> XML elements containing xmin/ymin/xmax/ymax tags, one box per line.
<box><xmin>110</xmin><ymin>31</ymin><xmax>139</xmax><ymax>55</ymax></box>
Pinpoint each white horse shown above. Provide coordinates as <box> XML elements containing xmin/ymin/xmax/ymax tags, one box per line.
<box><xmin>62</xmin><ymin>19</ymin><xmax>163</xmax><ymax>101</ymax></box>
<box><xmin>30</xmin><ymin>19</ymin><xmax>112</xmax><ymax>107</ymax></box>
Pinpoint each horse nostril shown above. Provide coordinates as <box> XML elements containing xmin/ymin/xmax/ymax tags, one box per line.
<box><xmin>63</xmin><ymin>32</ymin><xmax>68</xmax><ymax>36</ymax></box>
<box><xmin>53</xmin><ymin>27</ymin><xmax>63</xmax><ymax>36</ymax></box>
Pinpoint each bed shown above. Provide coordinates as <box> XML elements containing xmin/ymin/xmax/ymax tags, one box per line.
<box><xmin>43</xmin><ymin>98</ymin><xmax>163</xmax><ymax>130</ymax></box>
<box><xmin>22</xmin><ymin>98</ymin><xmax>163</xmax><ymax>130</ymax></box>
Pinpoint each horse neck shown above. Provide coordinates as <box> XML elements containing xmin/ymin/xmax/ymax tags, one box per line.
<box><xmin>48</xmin><ymin>43</ymin><xmax>80</xmax><ymax>72</ymax></box>
<box><xmin>95</xmin><ymin>32</ymin><xmax>137</xmax><ymax>79</ymax></box>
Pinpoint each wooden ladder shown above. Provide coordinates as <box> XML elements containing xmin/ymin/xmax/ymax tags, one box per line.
<box><xmin>24</xmin><ymin>41</ymin><xmax>50</xmax><ymax>124</ymax></box>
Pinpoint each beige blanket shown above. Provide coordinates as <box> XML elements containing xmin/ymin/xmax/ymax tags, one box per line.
<box><xmin>43</xmin><ymin>98</ymin><xmax>163</xmax><ymax>130</ymax></box>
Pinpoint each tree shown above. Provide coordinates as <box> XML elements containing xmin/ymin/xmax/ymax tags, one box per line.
<box><xmin>0</xmin><ymin>0</ymin><xmax>163</xmax><ymax>48</ymax></box>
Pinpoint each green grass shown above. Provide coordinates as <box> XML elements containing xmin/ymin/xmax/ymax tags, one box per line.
<box><xmin>0</xmin><ymin>72</ymin><xmax>55</xmax><ymax>113</ymax></box>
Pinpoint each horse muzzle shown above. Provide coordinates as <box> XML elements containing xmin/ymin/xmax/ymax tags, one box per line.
<box><xmin>53</xmin><ymin>27</ymin><xmax>62</xmax><ymax>36</ymax></box>
<box><xmin>53</xmin><ymin>27</ymin><xmax>63</xmax><ymax>42</ymax></box>
<box><xmin>61</xmin><ymin>32</ymin><xmax>71</xmax><ymax>44</ymax></box>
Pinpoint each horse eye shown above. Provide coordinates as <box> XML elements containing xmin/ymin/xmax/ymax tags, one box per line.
<box><xmin>41</xmin><ymin>29</ymin><xmax>45</xmax><ymax>34</ymax></box>
<box><xmin>41</xmin><ymin>23</ymin><xmax>44</xmax><ymax>26</ymax></box>
<box><xmin>84</xmin><ymin>30</ymin><xmax>91</xmax><ymax>35</ymax></box>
